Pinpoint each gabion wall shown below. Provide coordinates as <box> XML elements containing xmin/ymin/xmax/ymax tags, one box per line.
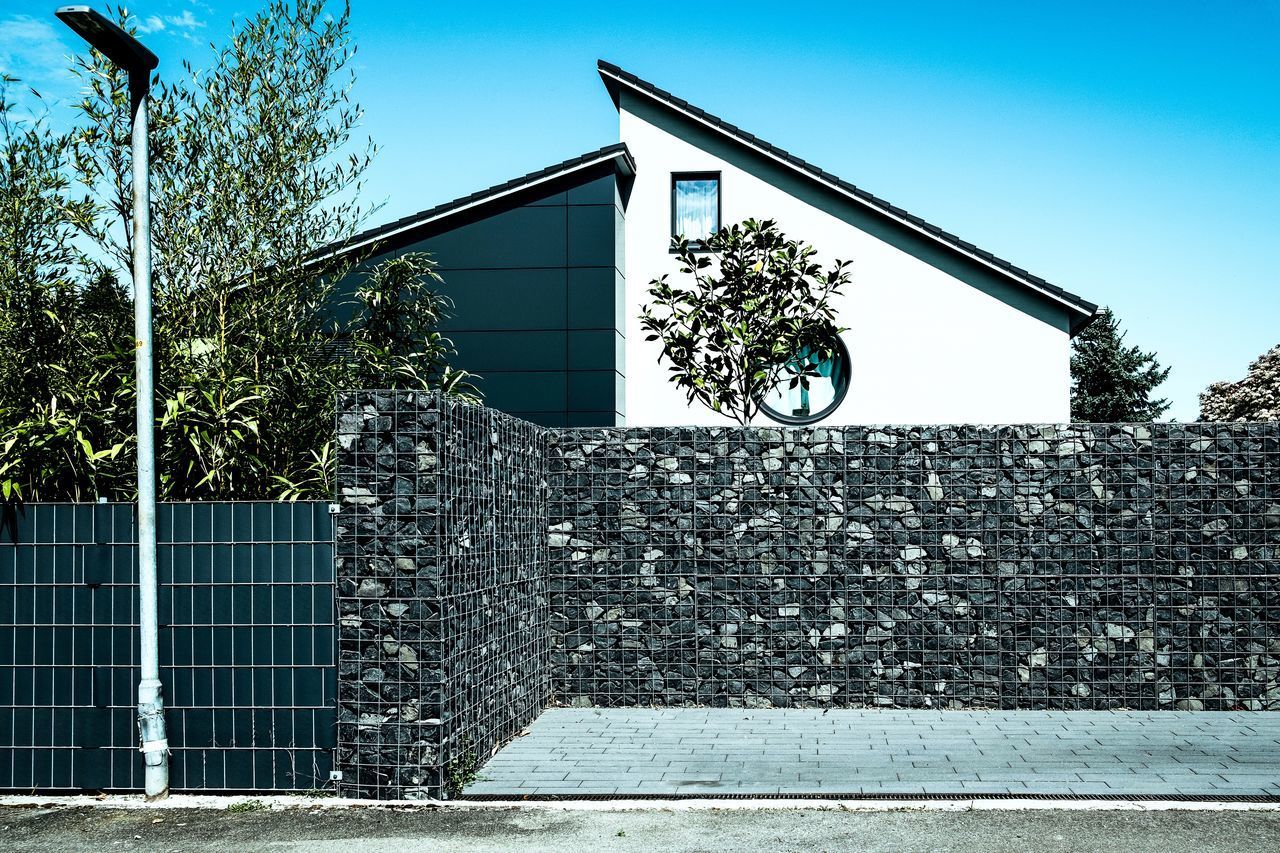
<box><xmin>334</xmin><ymin>401</ymin><xmax>1278</xmax><ymax>797</ymax></box>
<box><xmin>549</xmin><ymin>424</ymin><xmax>1280</xmax><ymax>711</ymax></box>
<box><xmin>335</xmin><ymin>392</ymin><xmax>548</xmax><ymax>799</ymax></box>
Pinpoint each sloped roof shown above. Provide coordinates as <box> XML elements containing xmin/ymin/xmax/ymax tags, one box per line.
<box><xmin>313</xmin><ymin>142</ymin><xmax>635</xmax><ymax>263</ymax></box>
<box><xmin>598</xmin><ymin>60</ymin><xmax>1098</xmax><ymax>335</ymax></box>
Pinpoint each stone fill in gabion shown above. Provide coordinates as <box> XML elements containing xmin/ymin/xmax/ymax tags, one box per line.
<box><xmin>333</xmin><ymin>396</ymin><xmax>1279</xmax><ymax>800</ymax></box>
<box><xmin>334</xmin><ymin>391</ymin><xmax>548</xmax><ymax>799</ymax></box>
<box><xmin>548</xmin><ymin>424</ymin><xmax>1280</xmax><ymax>711</ymax></box>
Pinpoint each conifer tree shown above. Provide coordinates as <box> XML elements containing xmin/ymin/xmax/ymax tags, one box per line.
<box><xmin>1070</xmin><ymin>307</ymin><xmax>1170</xmax><ymax>422</ymax></box>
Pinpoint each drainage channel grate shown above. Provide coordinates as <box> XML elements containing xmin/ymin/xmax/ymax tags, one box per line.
<box><xmin>457</xmin><ymin>792</ymin><xmax>1280</xmax><ymax>803</ymax></box>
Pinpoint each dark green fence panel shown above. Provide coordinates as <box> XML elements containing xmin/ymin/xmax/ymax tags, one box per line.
<box><xmin>0</xmin><ymin>501</ymin><xmax>335</xmax><ymax>792</ymax></box>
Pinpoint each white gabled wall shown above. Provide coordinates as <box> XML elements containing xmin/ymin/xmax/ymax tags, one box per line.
<box><xmin>619</xmin><ymin>103</ymin><xmax>1073</xmax><ymax>427</ymax></box>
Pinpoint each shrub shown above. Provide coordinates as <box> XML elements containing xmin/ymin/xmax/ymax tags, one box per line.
<box><xmin>640</xmin><ymin>218</ymin><xmax>850</xmax><ymax>425</ymax></box>
<box><xmin>0</xmin><ymin>3</ymin><xmax>474</xmax><ymax>502</ymax></box>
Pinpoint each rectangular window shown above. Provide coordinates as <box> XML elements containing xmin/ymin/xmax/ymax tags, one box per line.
<box><xmin>671</xmin><ymin>172</ymin><xmax>720</xmax><ymax>246</ymax></box>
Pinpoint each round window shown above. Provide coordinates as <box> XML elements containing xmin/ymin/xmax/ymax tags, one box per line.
<box><xmin>759</xmin><ymin>336</ymin><xmax>850</xmax><ymax>425</ymax></box>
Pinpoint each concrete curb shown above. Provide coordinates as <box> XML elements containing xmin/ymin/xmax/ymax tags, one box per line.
<box><xmin>3</xmin><ymin>794</ymin><xmax>1280</xmax><ymax>813</ymax></box>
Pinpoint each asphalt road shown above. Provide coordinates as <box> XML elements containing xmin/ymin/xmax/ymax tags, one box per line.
<box><xmin>3</xmin><ymin>804</ymin><xmax>1280</xmax><ymax>852</ymax></box>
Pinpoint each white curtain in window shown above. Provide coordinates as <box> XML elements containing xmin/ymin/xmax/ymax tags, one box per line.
<box><xmin>675</xmin><ymin>179</ymin><xmax>718</xmax><ymax>241</ymax></box>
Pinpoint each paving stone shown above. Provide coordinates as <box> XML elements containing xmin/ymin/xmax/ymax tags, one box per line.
<box><xmin>467</xmin><ymin>708</ymin><xmax>1280</xmax><ymax>797</ymax></box>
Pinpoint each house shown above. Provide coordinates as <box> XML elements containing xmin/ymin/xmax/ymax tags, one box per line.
<box><xmin>326</xmin><ymin>61</ymin><xmax>1098</xmax><ymax>428</ymax></box>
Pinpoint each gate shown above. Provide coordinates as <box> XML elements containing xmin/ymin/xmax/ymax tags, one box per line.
<box><xmin>0</xmin><ymin>501</ymin><xmax>336</xmax><ymax>791</ymax></box>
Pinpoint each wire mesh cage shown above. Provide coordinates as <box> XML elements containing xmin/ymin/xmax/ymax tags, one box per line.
<box><xmin>335</xmin><ymin>391</ymin><xmax>549</xmax><ymax>799</ymax></box>
<box><xmin>548</xmin><ymin>422</ymin><xmax>1280</xmax><ymax>712</ymax></box>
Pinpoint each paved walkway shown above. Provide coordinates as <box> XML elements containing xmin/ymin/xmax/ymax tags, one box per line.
<box><xmin>465</xmin><ymin>709</ymin><xmax>1280</xmax><ymax>797</ymax></box>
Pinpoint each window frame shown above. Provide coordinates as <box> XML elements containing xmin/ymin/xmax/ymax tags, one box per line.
<box><xmin>758</xmin><ymin>334</ymin><xmax>852</xmax><ymax>425</ymax></box>
<box><xmin>670</xmin><ymin>171</ymin><xmax>721</xmax><ymax>252</ymax></box>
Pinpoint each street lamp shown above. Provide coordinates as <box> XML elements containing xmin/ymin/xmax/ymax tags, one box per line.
<box><xmin>54</xmin><ymin>6</ymin><xmax>168</xmax><ymax>801</ymax></box>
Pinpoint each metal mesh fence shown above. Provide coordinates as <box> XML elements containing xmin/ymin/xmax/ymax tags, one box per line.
<box><xmin>335</xmin><ymin>391</ymin><xmax>549</xmax><ymax>799</ymax></box>
<box><xmin>548</xmin><ymin>423</ymin><xmax>1280</xmax><ymax>710</ymax></box>
<box><xmin>0</xmin><ymin>501</ymin><xmax>336</xmax><ymax>791</ymax></box>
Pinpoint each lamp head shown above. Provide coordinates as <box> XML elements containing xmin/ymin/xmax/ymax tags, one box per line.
<box><xmin>55</xmin><ymin>6</ymin><xmax>158</xmax><ymax>73</ymax></box>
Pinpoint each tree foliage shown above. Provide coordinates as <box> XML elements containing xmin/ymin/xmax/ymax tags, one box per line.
<box><xmin>1199</xmin><ymin>344</ymin><xmax>1280</xmax><ymax>422</ymax></box>
<box><xmin>0</xmin><ymin>76</ymin><xmax>136</xmax><ymax>501</ymax></box>
<box><xmin>640</xmin><ymin>219</ymin><xmax>850</xmax><ymax>425</ymax></box>
<box><xmin>0</xmin><ymin>2</ymin><xmax>473</xmax><ymax>503</ymax></box>
<box><xmin>1070</xmin><ymin>307</ymin><xmax>1170</xmax><ymax>422</ymax></box>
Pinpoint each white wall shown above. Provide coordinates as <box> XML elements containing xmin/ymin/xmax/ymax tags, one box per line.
<box><xmin>619</xmin><ymin>103</ymin><xmax>1074</xmax><ymax>427</ymax></box>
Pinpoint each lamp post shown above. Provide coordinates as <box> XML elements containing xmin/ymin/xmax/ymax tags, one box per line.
<box><xmin>54</xmin><ymin>6</ymin><xmax>168</xmax><ymax>801</ymax></box>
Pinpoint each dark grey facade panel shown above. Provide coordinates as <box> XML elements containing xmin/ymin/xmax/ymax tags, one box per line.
<box><xmin>340</xmin><ymin>161</ymin><xmax>629</xmax><ymax>428</ymax></box>
<box><xmin>567</xmin><ymin>205</ymin><xmax>620</xmax><ymax>268</ymax></box>
<box><xmin>516</xmin><ymin>412</ymin><xmax>569</xmax><ymax>427</ymax></box>
<box><xmin>566</xmin><ymin>174</ymin><xmax>618</xmax><ymax>205</ymax></box>
<box><xmin>472</xmin><ymin>372</ymin><xmax>568</xmax><ymax>414</ymax></box>
<box><xmin>433</xmin><ymin>269</ymin><xmax>568</xmax><ymax>333</ymax></box>
<box><xmin>567</xmin><ymin>370</ymin><xmax>623</xmax><ymax>414</ymax></box>
<box><xmin>450</xmin><ymin>331</ymin><xmax>568</xmax><ymax>372</ymax></box>
<box><xmin>565</xmin><ymin>411</ymin><xmax>618</xmax><ymax>427</ymax></box>
<box><xmin>525</xmin><ymin>189</ymin><xmax>568</xmax><ymax>207</ymax></box>
<box><xmin>409</xmin><ymin>205</ymin><xmax>568</xmax><ymax>270</ymax></box>
<box><xmin>567</xmin><ymin>330</ymin><xmax>622</xmax><ymax>372</ymax></box>
<box><xmin>567</xmin><ymin>267</ymin><xmax>622</xmax><ymax>330</ymax></box>
<box><xmin>315</xmin><ymin>143</ymin><xmax>632</xmax><ymax>260</ymax></box>
<box><xmin>503</xmin><ymin>410</ymin><xmax>620</xmax><ymax>428</ymax></box>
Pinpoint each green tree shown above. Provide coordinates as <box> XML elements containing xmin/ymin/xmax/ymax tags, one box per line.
<box><xmin>640</xmin><ymin>219</ymin><xmax>851</xmax><ymax>425</ymax></box>
<box><xmin>1070</xmin><ymin>307</ymin><xmax>1170</xmax><ymax>422</ymax></box>
<box><xmin>0</xmin><ymin>78</ymin><xmax>135</xmax><ymax>501</ymax></box>
<box><xmin>0</xmin><ymin>2</ymin><xmax>473</xmax><ymax>502</ymax></box>
<box><xmin>1199</xmin><ymin>344</ymin><xmax>1280</xmax><ymax>422</ymax></box>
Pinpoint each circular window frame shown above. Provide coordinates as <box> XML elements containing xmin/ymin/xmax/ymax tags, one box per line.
<box><xmin>759</xmin><ymin>334</ymin><xmax>851</xmax><ymax>426</ymax></box>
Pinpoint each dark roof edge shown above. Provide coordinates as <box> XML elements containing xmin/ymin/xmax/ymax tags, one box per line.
<box><xmin>598</xmin><ymin>60</ymin><xmax>1099</xmax><ymax>335</ymax></box>
<box><xmin>312</xmin><ymin>142</ymin><xmax>635</xmax><ymax>264</ymax></box>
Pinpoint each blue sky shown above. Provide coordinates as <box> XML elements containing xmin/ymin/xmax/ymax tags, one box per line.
<box><xmin>4</xmin><ymin>0</ymin><xmax>1277</xmax><ymax>420</ymax></box>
